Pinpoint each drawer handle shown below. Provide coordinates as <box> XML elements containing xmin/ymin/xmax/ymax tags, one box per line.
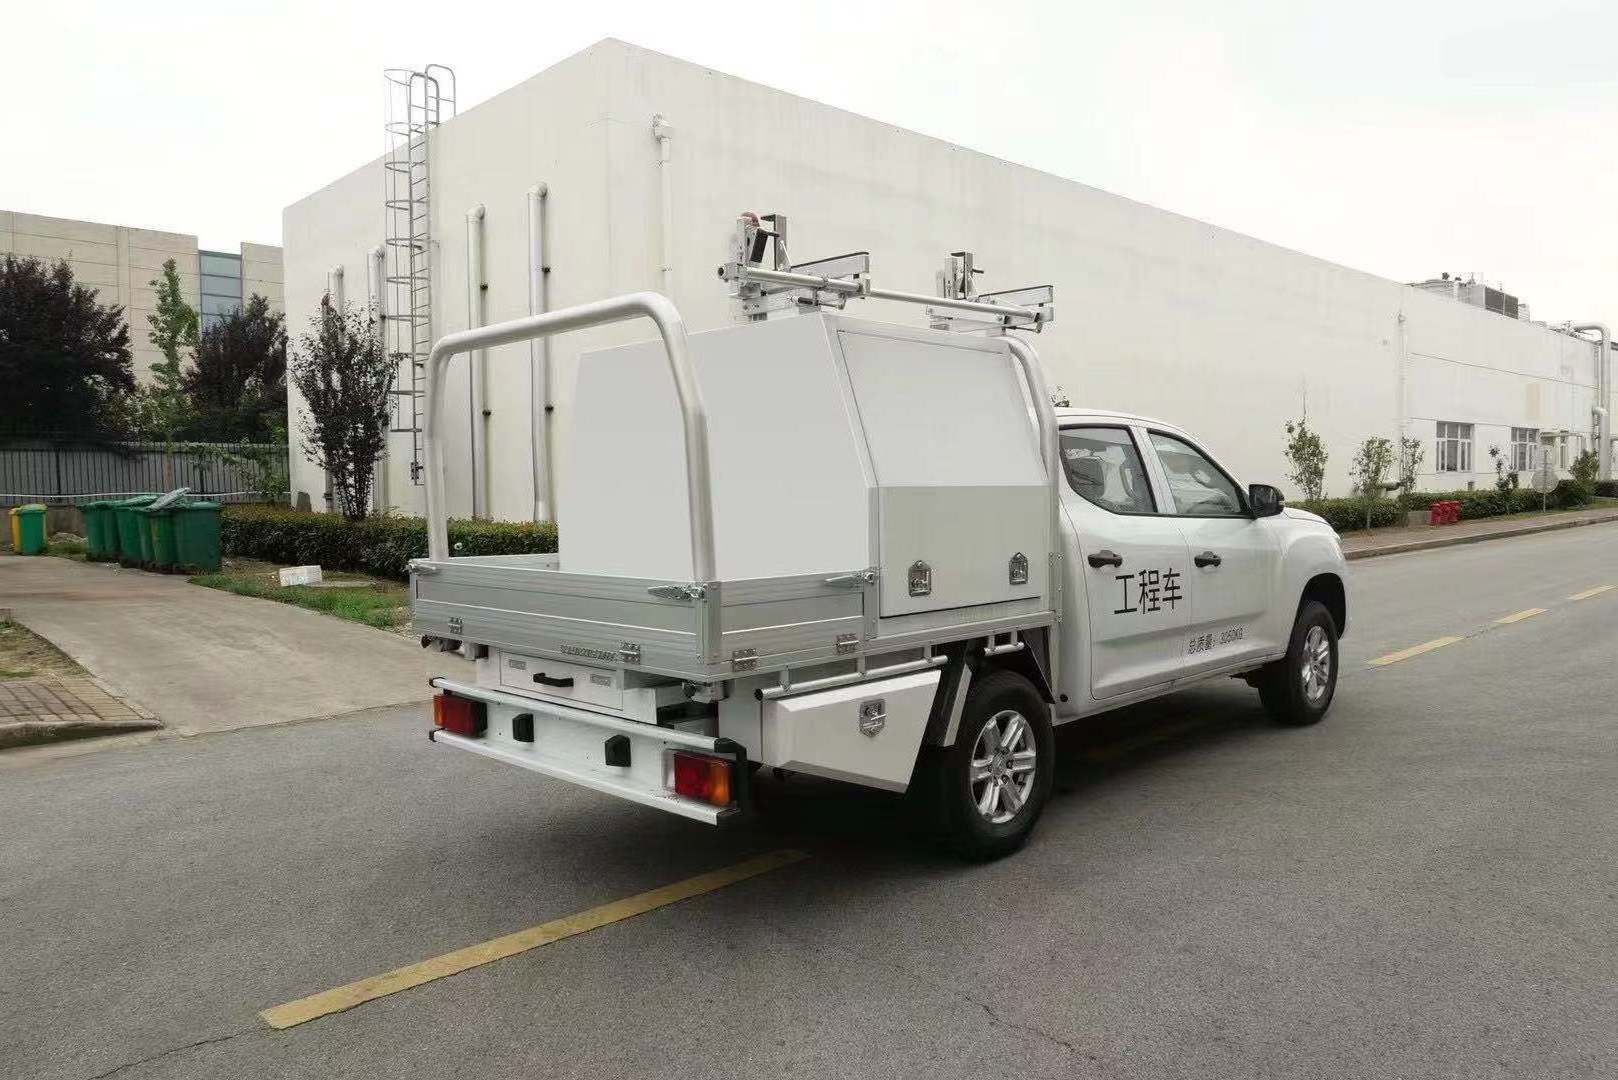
<box><xmin>532</xmin><ymin>673</ymin><xmax>575</xmax><ymax>688</ymax></box>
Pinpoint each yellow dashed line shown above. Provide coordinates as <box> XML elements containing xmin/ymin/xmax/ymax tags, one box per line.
<box><xmin>1568</xmin><ymin>585</ymin><xmax>1615</xmax><ymax>601</ymax></box>
<box><xmin>1367</xmin><ymin>636</ymin><xmax>1463</xmax><ymax>667</ymax></box>
<box><xmin>1494</xmin><ymin>608</ymin><xmax>1547</xmax><ymax>625</ymax></box>
<box><xmin>260</xmin><ymin>849</ymin><xmax>808</xmax><ymax>1030</ymax></box>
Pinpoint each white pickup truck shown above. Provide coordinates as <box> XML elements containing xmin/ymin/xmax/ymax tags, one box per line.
<box><xmin>412</xmin><ymin>218</ymin><xmax>1348</xmax><ymax>858</ymax></box>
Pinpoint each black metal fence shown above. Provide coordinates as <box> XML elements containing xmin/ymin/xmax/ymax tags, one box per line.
<box><xmin>0</xmin><ymin>438</ymin><xmax>289</xmax><ymax>507</ymax></box>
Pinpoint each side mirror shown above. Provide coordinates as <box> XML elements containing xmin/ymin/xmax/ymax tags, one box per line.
<box><xmin>1248</xmin><ymin>483</ymin><xmax>1285</xmax><ymax>518</ymax></box>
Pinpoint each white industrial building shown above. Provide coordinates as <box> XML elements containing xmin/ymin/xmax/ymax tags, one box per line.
<box><xmin>283</xmin><ymin>39</ymin><xmax>1613</xmax><ymax>520</ymax></box>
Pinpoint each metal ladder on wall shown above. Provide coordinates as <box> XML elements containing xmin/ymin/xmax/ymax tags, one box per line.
<box><xmin>383</xmin><ymin>65</ymin><xmax>456</xmax><ymax>484</ymax></box>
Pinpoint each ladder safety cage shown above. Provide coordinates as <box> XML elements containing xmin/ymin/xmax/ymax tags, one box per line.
<box><xmin>383</xmin><ymin>64</ymin><xmax>457</xmax><ymax>484</ymax></box>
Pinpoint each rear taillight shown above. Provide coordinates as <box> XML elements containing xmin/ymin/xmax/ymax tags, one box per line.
<box><xmin>669</xmin><ymin>751</ymin><xmax>733</xmax><ymax>808</ymax></box>
<box><xmin>433</xmin><ymin>693</ymin><xmax>486</xmax><ymax>737</ymax></box>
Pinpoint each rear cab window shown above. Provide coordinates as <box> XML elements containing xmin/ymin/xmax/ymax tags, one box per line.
<box><xmin>1060</xmin><ymin>427</ymin><xmax>1156</xmax><ymax>515</ymax></box>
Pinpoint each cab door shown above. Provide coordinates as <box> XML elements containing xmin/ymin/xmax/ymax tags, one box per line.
<box><xmin>1140</xmin><ymin>429</ymin><xmax>1281</xmax><ymax>672</ymax></box>
<box><xmin>1058</xmin><ymin>425</ymin><xmax>1193</xmax><ymax>700</ymax></box>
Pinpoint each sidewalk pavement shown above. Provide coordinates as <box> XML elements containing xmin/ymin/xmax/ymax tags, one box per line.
<box><xmin>0</xmin><ymin>675</ymin><xmax>161</xmax><ymax>749</ymax></box>
<box><xmin>0</xmin><ymin>556</ymin><xmax>445</xmax><ymax>737</ymax></box>
<box><xmin>1340</xmin><ymin>505</ymin><xmax>1618</xmax><ymax>560</ymax></box>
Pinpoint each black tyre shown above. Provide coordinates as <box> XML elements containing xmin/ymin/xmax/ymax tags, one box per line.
<box><xmin>920</xmin><ymin>669</ymin><xmax>1055</xmax><ymax>860</ymax></box>
<box><xmin>1257</xmin><ymin>600</ymin><xmax>1338</xmax><ymax>726</ymax></box>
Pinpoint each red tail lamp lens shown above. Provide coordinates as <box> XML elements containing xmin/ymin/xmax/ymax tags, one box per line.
<box><xmin>433</xmin><ymin>693</ymin><xmax>486</xmax><ymax>737</ymax></box>
<box><xmin>670</xmin><ymin>751</ymin><xmax>733</xmax><ymax>808</ymax></box>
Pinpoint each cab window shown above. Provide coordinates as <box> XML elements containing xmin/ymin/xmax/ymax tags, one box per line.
<box><xmin>1060</xmin><ymin>427</ymin><xmax>1156</xmax><ymax>514</ymax></box>
<box><xmin>1147</xmin><ymin>431</ymin><xmax>1245</xmax><ymax>516</ymax></box>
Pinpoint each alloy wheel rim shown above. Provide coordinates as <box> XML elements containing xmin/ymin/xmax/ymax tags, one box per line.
<box><xmin>969</xmin><ymin>710</ymin><xmax>1037</xmax><ymax>824</ymax></box>
<box><xmin>1300</xmin><ymin>624</ymin><xmax>1332</xmax><ymax>704</ymax></box>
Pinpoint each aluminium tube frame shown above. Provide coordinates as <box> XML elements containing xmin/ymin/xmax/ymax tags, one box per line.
<box><xmin>421</xmin><ymin>293</ymin><xmax>716</xmax><ymax>582</ymax></box>
<box><xmin>527</xmin><ymin>183</ymin><xmax>553</xmax><ymax>521</ymax></box>
<box><xmin>732</xmin><ymin>265</ymin><xmax>1042</xmax><ymax>324</ymax></box>
<box><xmin>1001</xmin><ymin>334</ymin><xmax>1063</xmax><ymax>703</ymax></box>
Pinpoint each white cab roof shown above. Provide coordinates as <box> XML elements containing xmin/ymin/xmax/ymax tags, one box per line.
<box><xmin>1054</xmin><ymin>408</ymin><xmax>1191</xmax><ymax>439</ymax></box>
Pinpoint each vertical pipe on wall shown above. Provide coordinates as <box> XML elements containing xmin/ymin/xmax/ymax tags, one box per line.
<box><xmin>652</xmin><ymin>115</ymin><xmax>675</xmax><ymax>296</ymax></box>
<box><xmin>367</xmin><ymin>245</ymin><xmax>388</xmax><ymax>514</ymax></box>
<box><xmin>322</xmin><ymin>265</ymin><xmax>345</xmax><ymax>512</ymax></box>
<box><xmin>1571</xmin><ymin>323</ymin><xmax>1611</xmax><ymax>481</ymax></box>
<box><xmin>1395</xmin><ymin>305</ymin><xmax>1409</xmax><ymax>445</ymax></box>
<box><xmin>466</xmin><ymin>205</ymin><xmax>488</xmax><ymax>519</ymax></box>
<box><xmin>527</xmin><ymin>183</ymin><xmax>553</xmax><ymax>522</ymax></box>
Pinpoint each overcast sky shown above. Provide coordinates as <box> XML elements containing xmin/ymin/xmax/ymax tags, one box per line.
<box><xmin>7</xmin><ymin>1</ymin><xmax>1615</xmax><ymax>325</ymax></box>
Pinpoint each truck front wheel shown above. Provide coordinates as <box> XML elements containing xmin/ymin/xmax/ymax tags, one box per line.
<box><xmin>920</xmin><ymin>669</ymin><xmax>1055</xmax><ymax>860</ymax></box>
<box><xmin>1257</xmin><ymin>600</ymin><xmax>1338</xmax><ymax>726</ymax></box>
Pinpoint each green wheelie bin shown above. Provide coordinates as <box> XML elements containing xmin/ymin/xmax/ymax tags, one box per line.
<box><xmin>115</xmin><ymin>495</ymin><xmax>158</xmax><ymax>566</ymax></box>
<box><xmin>81</xmin><ymin>500</ymin><xmax>116</xmax><ymax>560</ymax></box>
<box><xmin>140</xmin><ymin>503</ymin><xmax>179</xmax><ymax>571</ymax></box>
<box><xmin>172</xmin><ymin>500</ymin><xmax>222</xmax><ymax>572</ymax></box>
<box><xmin>14</xmin><ymin>504</ymin><xmax>48</xmax><ymax>555</ymax></box>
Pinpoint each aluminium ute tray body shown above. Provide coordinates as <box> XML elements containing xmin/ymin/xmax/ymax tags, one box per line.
<box><xmin>411</xmin><ymin>552</ymin><xmax>1054</xmax><ymax>684</ymax></box>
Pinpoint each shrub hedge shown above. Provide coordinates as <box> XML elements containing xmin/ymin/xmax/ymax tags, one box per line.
<box><xmin>221</xmin><ymin>505</ymin><xmax>558</xmax><ymax>581</ymax></box>
<box><xmin>1296</xmin><ymin>485</ymin><xmax>1591</xmax><ymax>534</ymax></box>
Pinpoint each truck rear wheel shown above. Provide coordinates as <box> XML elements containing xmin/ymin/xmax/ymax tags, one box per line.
<box><xmin>1257</xmin><ymin>600</ymin><xmax>1338</xmax><ymax>726</ymax></box>
<box><xmin>920</xmin><ymin>669</ymin><xmax>1054</xmax><ymax>860</ymax></box>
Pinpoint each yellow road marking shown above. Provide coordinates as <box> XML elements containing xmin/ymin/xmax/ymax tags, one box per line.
<box><xmin>1494</xmin><ymin>608</ymin><xmax>1546</xmax><ymax>625</ymax></box>
<box><xmin>1568</xmin><ymin>584</ymin><xmax>1615</xmax><ymax>601</ymax></box>
<box><xmin>1367</xmin><ymin>636</ymin><xmax>1463</xmax><ymax>667</ymax></box>
<box><xmin>260</xmin><ymin>849</ymin><xmax>808</xmax><ymax>1030</ymax></box>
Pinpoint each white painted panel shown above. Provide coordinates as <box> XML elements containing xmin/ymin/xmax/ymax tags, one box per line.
<box><xmin>877</xmin><ymin>485</ymin><xmax>1048</xmax><ymax>616</ymax></box>
<box><xmin>563</xmin><ymin>314</ymin><xmax>871</xmax><ymax>581</ymax></box>
<box><xmin>761</xmin><ymin>669</ymin><xmax>940</xmax><ymax>790</ymax></box>
<box><xmin>835</xmin><ymin>319</ymin><xmax>1049</xmax><ymax>615</ymax></box>
<box><xmin>496</xmin><ymin>652</ymin><xmax>623</xmax><ymax>710</ymax></box>
<box><xmin>836</xmin><ymin>325</ymin><xmax>1043</xmax><ymax>487</ymax></box>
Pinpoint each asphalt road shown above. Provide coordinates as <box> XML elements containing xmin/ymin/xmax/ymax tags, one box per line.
<box><xmin>3</xmin><ymin>525</ymin><xmax>1616</xmax><ymax>1080</ymax></box>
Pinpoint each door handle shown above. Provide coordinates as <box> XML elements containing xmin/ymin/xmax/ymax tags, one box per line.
<box><xmin>532</xmin><ymin>673</ymin><xmax>575</xmax><ymax>688</ymax></box>
<box><xmin>1087</xmin><ymin>549</ymin><xmax>1123</xmax><ymax>569</ymax></box>
<box><xmin>1194</xmin><ymin>551</ymin><xmax>1222</xmax><ymax>568</ymax></box>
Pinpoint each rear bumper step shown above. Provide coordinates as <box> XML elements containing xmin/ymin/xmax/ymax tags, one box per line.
<box><xmin>427</xmin><ymin>677</ymin><xmax>746</xmax><ymax>825</ymax></box>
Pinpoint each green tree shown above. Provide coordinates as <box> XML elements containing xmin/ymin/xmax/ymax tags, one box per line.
<box><xmin>185</xmin><ymin>294</ymin><xmax>287</xmax><ymax>441</ymax></box>
<box><xmin>1487</xmin><ymin>445</ymin><xmax>1519</xmax><ymax>495</ymax></box>
<box><xmin>137</xmin><ymin>258</ymin><xmax>199</xmax><ymax>439</ymax></box>
<box><xmin>1283</xmin><ymin>416</ymin><xmax>1328</xmax><ymax>501</ymax></box>
<box><xmin>0</xmin><ymin>255</ymin><xmax>134</xmax><ymax>437</ymax></box>
<box><xmin>289</xmin><ymin>297</ymin><xmax>392</xmax><ymax>520</ymax></box>
<box><xmin>1349</xmin><ymin>435</ymin><xmax>1395</xmax><ymax>530</ymax></box>
<box><xmin>1395</xmin><ymin>435</ymin><xmax>1425</xmax><ymax>504</ymax></box>
<box><xmin>1570</xmin><ymin>447</ymin><xmax>1599</xmax><ymax>488</ymax></box>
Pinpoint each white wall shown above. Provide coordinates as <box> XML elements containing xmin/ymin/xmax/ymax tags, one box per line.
<box><xmin>1403</xmin><ymin>288</ymin><xmax>1600</xmax><ymax>488</ymax></box>
<box><xmin>283</xmin><ymin>39</ymin><xmax>1611</xmax><ymax>520</ymax></box>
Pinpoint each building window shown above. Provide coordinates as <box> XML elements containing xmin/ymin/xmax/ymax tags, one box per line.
<box><xmin>1509</xmin><ymin>427</ymin><xmax>1538</xmax><ymax>472</ymax></box>
<box><xmin>1436</xmin><ymin>422</ymin><xmax>1473</xmax><ymax>473</ymax></box>
<box><xmin>198</xmin><ymin>250</ymin><xmax>243</xmax><ymax>332</ymax></box>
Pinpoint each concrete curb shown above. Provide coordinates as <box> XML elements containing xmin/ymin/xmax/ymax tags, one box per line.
<box><xmin>0</xmin><ymin>716</ymin><xmax>164</xmax><ymax>751</ymax></box>
<box><xmin>1344</xmin><ymin>512</ymin><xmax>1618</xmax><ymax>561</ymax></box>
